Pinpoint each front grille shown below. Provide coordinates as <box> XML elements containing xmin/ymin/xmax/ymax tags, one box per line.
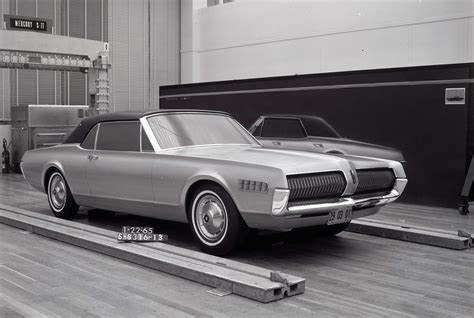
<box><xmin>354</xmin><ymin>168</ymin><xmax>395</xmax><ymax>196</ymax></box>
<box><xmin>287</xmin><ymin>171</ymin><xmax>346</xmax><ymax>204</ymax></box>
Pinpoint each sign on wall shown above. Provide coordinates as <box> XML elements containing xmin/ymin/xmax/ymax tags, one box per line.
<box><xmin>445</xmin><ymin>88</ymin><xmax>466</xmax><ymax>105</ymax></box>
<box><xmin>3</xmin><ymin>14</ymin><xmax>52</xmax><ymax>34</ymax></box>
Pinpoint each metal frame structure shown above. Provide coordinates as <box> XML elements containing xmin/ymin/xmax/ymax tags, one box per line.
<box><xmin>0</xmin><ymin>29</ymin><xmax>110</xmax><ymax>114</ymax></box>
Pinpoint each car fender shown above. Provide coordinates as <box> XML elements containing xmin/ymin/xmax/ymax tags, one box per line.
<box><xmin>180</xmin><ymin>171</ymin><xmax>240</xmax><ymax>211</ymax></box>
<box><xmin>41</xmin><ymin>160</ymin><xmax>66</xmax><ymax>191</ymax></box>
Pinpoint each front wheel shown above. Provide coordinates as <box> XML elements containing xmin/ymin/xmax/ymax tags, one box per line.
<box><xmin>47</xmin><ymin>171</ymin><xmax>78</xmax><ymax>219</ymax></box>
<box><xmin>188</xmin><ymin>184</ymin><xmax>247</xmax><ymax>255</ymax></box>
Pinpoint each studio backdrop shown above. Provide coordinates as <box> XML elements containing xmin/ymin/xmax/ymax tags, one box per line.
<box><xmin>161</xmin><ymin>63</ymin><xmax>474</xmax><ymax>208</ymax></box>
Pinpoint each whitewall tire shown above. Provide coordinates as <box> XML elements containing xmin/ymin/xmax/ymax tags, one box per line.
<box><xmin>188</xmin><ymin>184</ymin><xmax>247</xmax><ymax>255</ymax></box>
<box><xmin>47</xmin><ymin>171</ymin><xmax>78</xmax><ymax>219</ymax></box>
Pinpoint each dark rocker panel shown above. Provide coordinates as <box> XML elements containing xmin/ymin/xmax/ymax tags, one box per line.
<box><xmin>161</xmin><ymin>63</ymin><xmax>473</xmax><ymax>207</ymax></box>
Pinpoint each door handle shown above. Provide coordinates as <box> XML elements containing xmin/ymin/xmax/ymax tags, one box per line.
<box><xmin>272</xmin><ymin>141</ymin><xmax>281</xmax><ymax>146</ymax></box>
<box><xmin>87</xmin><ymin>154</ymin><xmax>99</xmax><ymax>161</ymax></box>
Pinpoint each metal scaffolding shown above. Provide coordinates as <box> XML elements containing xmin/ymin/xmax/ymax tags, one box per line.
<box><xmin>0</xmin><ymin>30</ymin><xmax>110</xmax><ymax>114</ymax></box>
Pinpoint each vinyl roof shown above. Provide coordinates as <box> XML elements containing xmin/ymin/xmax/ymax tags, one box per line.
<box><xmin>261</xmin><ymin>114</ymin><xmax>324</xmax><ymax>120</ymax></box>
<box><xmin>64</xmin><ymin>109</ymin><xmax>230</xmax><ymax>144</ymax></box>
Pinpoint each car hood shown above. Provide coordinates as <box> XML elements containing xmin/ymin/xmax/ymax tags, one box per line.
<box><xmin>162</xmin><ymin>144</ymin><xmax>354</xmax><ymax>175</ymax></box>
<box><xmin>308</xmin><ymin>136</ymin><xmax>404</xmax><ymax>161</ymax></box>
<box><xmin>309</xmin><ymin>136</ymin><xmax>395</xmax><ymax>151</ymax></box>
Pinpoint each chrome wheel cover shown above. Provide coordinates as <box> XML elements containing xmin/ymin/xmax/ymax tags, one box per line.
<box><xmin>49</xmin><ymin>173</ymin><xmax>66</xmax><ymax>212</ymax></box>
<box><xmin>193</xmin><ymin>191</ymin><xmax>228</xmax><ymax>245</ymax></box>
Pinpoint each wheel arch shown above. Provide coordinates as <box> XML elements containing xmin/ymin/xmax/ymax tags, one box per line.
<box><xmin>42</xmin><ymin>162</ymin><xmax>65</xmax><ymax>193</ymax></box>
<box><xmin>183</xmin><ymin>176</ymin><xmax>241</xmax><ymax>222</ymax></box>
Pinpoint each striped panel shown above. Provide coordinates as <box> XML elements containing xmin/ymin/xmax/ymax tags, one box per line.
<box><xmin>355</xmin><ymin>168</ymin><xmax>395</xmax><ymax>196</ymax></box>
<box><xmin>287</xmin><ymin>171</ymin><xmax>346</xmax><ymax>203</ymax></box>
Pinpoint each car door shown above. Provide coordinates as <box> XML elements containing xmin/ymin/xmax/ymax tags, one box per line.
<box><xmin>71</xmin><ymin>124</ymin><xmax>99</xmax><ymax>198</ymax></box>
<box><xmin>85</xmin><ymin>120</ymin><xmax>155</xmax><ymax>213</ymax></box>
<box><xmin>257</xmin><ymin>117</ymin><xmax>316</xmax><ymax>152</ymax></box>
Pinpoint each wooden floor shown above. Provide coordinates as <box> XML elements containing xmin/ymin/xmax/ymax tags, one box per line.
<box><xmin>369</xmin><ymin>203</ymin><xmax>474</xmax><ymax>234</ymax></box>
<box><xmin>0</xmin><ymin>223</ymin><xmax>307</xmax><ymax>318</ymax></box>
<box><xmin>1</xmin><ymin>173</ymin><xmax>474</xmax><ymax>317</ymax></box>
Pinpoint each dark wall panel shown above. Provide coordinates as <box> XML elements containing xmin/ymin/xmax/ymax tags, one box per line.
<box><xmin>17</xmin><ymin>70</ymin><xmax>37</xmax><ymax>106</ymax></box>
<box><xmin>69</xmin><ymin>0</ymin><xmax>85</xmax><ymax>38</ymax></box>
<box><xmin>17</xmin><ymin>0</ymin><xmax>35</xmax><ymax>15</ymax></box>
<box><xmin>161</xmin><ymin>64</ymin><xmax>473</xmax><ymax>207</ymax></box>
<box><xmin>38</xmin><ymin>70</ymin><xmax>55</xmax><ymax>104</ymax></box>
<box><xmin>68</xmin><ymin>0</ymin><xmax>85</xmax><ymax>105</ymax></box>
<box><xmin>37</xmin><ymin>0</ymin><xmax>55</xmax><ymax>105</ymax></box>
<box><xmin>69</xmin><ymin>73</ymin><xmax>86</xmax><ymax>105</ymax></box>
<box><xmin>16</xmin><ymin>0</ymin><xmax>37</xmax><ymax>106</ymax></box>
<box><xmin>87</xmin><ymin>0</ymin><xmax>101</xmax><ymax>40</ymax></box>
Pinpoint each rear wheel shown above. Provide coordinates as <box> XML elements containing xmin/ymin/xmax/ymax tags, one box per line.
<box><xmin>188</xmin><ymin>184</ymin><xmax>247</xmax><ymax>255</ymax></box>
<box><xmin>47</xmin><ymin>171</ymin><xmax>78</xmax><ymax>219</ymax></box>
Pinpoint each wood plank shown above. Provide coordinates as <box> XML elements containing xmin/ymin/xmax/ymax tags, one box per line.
<box><xmin>0</xmin><ymin>224</ymin><xmax>312</xmax><ymax>317</ymax></box>
<box><xmin>347</xmin><ymin>219</ymin><xmax>472</xmax><ymax>250</ymax></box>
<box><xmin>2</xmin><ymin>173</ymin><xmax>474</xmax><ymax>316</ymax></box>
<box><xmin>368</xmin><ymin>203</ymin><xmax>474</xmax><ymax>234</ymax></box>
<box><xmin>0</xmin><ymin>203</ymin><xmax>304</xmax><ymax>288</ymax></box>
<box><xmin>0</xmin><ymin>206</ymin><xmax>305</xmax><ymax>303</ymax></box>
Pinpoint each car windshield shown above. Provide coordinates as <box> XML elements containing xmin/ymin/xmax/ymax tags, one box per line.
<box><xmin>147</xmin><ymin>113</ymin><xmax>258</xmax><ymax>149</ymax></box>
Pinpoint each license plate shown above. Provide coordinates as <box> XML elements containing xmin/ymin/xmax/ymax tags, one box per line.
<box><xmin>327</xmin><ymin>207</ymin><xmax>352</xmax><ymax>225</ymax></box>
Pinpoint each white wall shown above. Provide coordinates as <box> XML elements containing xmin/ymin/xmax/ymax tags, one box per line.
<box><xmin>181</xmin><ymin>0</ymin><xmax>207</xmax><ymax>83</ymax></box>
<box><xmin>108</xmin><ymin>0</ymin><xmax>180</xmax><ymax>112</ymax></box>
<box><xmin>150</xmin><ymin>0</ymin><xmax>181</xmax><ymax>106</ymax></box>
<box><xmin>182</xmin><ymin>0</ymin><xmax>474</xmax><ymax>83</ymax></box>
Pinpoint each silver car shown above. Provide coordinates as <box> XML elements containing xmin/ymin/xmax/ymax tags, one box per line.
<box><xmin>249</xmin><ymin>114</ymin><xmax>406</xmax><ymax>163</ymax></box>
<box><xmin>21</xmin><ymin>110</ymin><xmax>407</xmax><ymax>255</ymax></box>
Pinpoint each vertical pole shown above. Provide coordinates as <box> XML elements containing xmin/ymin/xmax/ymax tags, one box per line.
<box><xmin>85</xmin><ymin>0</ymin><xmax>88</xmax><ymax>106</ymax></box>
<box><xmin>148</xmin><ymin>0</ymin><xmax>151</xmax><ymax>108</ymax></box>
<box><xmin>67</xmin><ymin>0</ymin><xmax>70</xmax><ymax>105</ymax></box>
<box><xmin>91</xmin><ymin>45</ymin><xmax>110</xmax><ymax>115</ymax></box>
<box><xmin>35</xmin><ymin>0</ymin><xmax>39</xmax><ymax>105</ymax></box>
<box><xmin>54</xmin><ymin>0</ymin><xmax>57</xmax><ymax>105</ymax></box>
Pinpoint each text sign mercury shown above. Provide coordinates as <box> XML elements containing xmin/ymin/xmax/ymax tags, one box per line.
<box><xmin>4</xmin><ymin>15</ymin><xmax>52</xmax><ymax>33</ymax></box>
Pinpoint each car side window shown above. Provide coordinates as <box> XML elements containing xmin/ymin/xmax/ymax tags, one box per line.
<box><xmin>303</xmin><ymin>118</ymin><xmax>340</xmax><ymax>138</ymax></box>
<box><xmin>80</xmin><ymin>125</ymin><xmax>98</xmax><ymax>150</ymax></box>
<box><xmin>96</xmin><ymin>121</ymin><xmax>140</xmax><ymax>152</ymax></box>
<box><xmin>261</xmin><ymin>118</ymin><xmax>307</xmax><ymax>138</ymax></box>
<box><xmin>141</xmin><ymin>126</ymin><xmax>154</xmax><ymax>152</ymax></box>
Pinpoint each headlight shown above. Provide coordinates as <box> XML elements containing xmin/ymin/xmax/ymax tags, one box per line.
<box><xmin>272</xmin><ymin>188</ymin><xmax>290</xmax><ymax>215</ymax></box>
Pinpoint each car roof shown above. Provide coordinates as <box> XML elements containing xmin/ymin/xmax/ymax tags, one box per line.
<box><xmin>260</xmin><ymin>114</ymin><xmax>324</xmax><ymax>121</ymax></box>
<box><xmin>64</xmin><ymin>109</ymin><xmax>230</xmax><ymax>144</ymax></box>
<box><xmin>258</xmin><ymin>114</ymin><xmax>342</xmax><ymax>138</ymax></box>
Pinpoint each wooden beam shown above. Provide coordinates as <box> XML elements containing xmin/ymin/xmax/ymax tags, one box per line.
<box><xmin>347</xmin><ymin>219</ymin><xmax>472</xmax><ymax>250</ymax></box>
<box><xmin>0</xmin><ymin>204</ymin><xmax>304</xmax><ymax>303</ymax></box>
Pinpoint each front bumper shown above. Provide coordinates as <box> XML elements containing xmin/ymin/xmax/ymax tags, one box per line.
<box><xmin>242</xmin><ymin>178</ymin><xmax>407</xmax><ymax>231</ymax></box>
<box><xmin>284</xmin><ymin>178</ymin><xmax>407</xmax><ymax>216</ymax></box>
